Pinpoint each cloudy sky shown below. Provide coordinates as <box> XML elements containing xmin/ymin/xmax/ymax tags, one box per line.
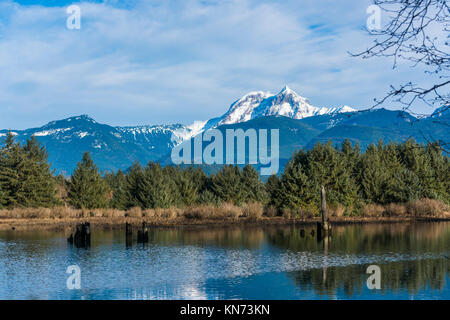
<box><xmin>0</xmin><ymin>0</ymin><xmax>442</xmax><ymax>129</ymax></box>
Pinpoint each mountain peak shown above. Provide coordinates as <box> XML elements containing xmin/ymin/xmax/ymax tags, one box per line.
<box><xmin>429</xmin><ymin>105</ymin><xmax>450</xmax><ymax>118</ymax></box>
<box><xmin>66</xmin><ymin>114</ymin><xmax>96</xmax><ymax>122</ymax></box>
<box><xmin>42</xmin><ymin>114</ymin><xmax>97</xmax><ymax>129</ymax></box>
<box><xmin>208</xmin><ymin>86</ymin><xmax>357</xmax><ymax>128</ymax></box>
<box><xmin>280</xmin><ymin>85</ymin><xmax>292</xmax><ymax>93</ymax></box>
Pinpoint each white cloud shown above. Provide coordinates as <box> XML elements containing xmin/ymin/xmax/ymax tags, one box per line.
<box><xmin>0</xmin><ymin>0</ymin><xmax>443</xmax><ymax>129</ymax></box>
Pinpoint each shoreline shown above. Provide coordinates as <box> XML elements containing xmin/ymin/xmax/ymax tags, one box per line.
<box><xmin>1</xmin><ymin>215</ymin><xmax>449</xmax><ymax>231</ymax></box>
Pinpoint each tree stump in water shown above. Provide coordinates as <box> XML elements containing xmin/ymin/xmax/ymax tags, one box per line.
<box><xmin>300</xmin><ymin>229</ymin><xmax>305</xmax><ymax>238</ymax></box>
<box><xmin>137</xmin><ymin>221</ymin><xmax>149</xmax><ymax>244</ymax></box>
<box><xmin>69</xmin><ymin>222</ymin><xmax>91</xmax><ymax>248</ymax></box>
<box><xmin>125</xmin><ymin>222</ymin><xmax>132</xmax><ymax>247</ymax></box>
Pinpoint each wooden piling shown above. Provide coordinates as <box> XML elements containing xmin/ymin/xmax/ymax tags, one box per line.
<box><xmin>137</xmin><ymin>221</ymin><xmax>149</xmax><ymax>244</ymax></box>
<box><xmin>84</xmin><ymin>222</ymin><xmax>91</xmax><ymax>248</ymax></box>
<box><xmin>125</xmin><ymin>222</ymin><xmax>132</xmax><ymax>247</ymax></box>
<box><xmin>70</xmin><ymin>222</ymin><xmax>90</xmax><ymax>248</ymax></box>
<box><xmin>317</xmin><ymin>185</ymin><xmax>331</xmax><ymax>240</ymax></box>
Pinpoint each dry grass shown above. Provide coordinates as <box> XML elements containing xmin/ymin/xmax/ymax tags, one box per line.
<box><xmin>383</xmin><ymin>203</ymin><xmax>408</xmax><ymax>217</ymax></box>
<box><xmin>0</xmin><ymin>207</ymin><xmax>127</xmax><ymax>219</ymax></box>
<box><xmin>360</xmin><ymin>199</ymin><xmax>449</xmax><ymax>217</ymax></box>
<box><xmin>281</xmin><ymin>208</ymin><xmax>295</xmax><ymax>219</ymax></box>
<box><xmin>406</xmin><ymin>198</ymin><xmax>450</xmax><ymax>217</ymax></box>
<box><xmin>264</xmin><ymin>206</ymin><xmax>278</xmax><ymax>218</ymax></box>
<box><xmin>329</xmin><ymin>203</ymin><xmax>346</xmax><ymax>217</ymax></box>
<box><xmin>184</xmin><ymin>203</ymin><xmax>242</xmax><ymax>220</ymax></box>
<box><xmin>361</xmin><ymin>204</ymin><xmax>385</xmax><ymax>217</ymax></box>
<box><xmin>0</xmin><ymin>198</ymin><xmax>448</xmax><ymax>230</ymax></box>
<box><xmin>242</xmin><ymin>202</ymin><xmax>264</xmax><ymax>220</ymax></box>
<box><xmin>183</xmin><ymin>205</ymin><xmax>213</xmax><ymax>219</ymax></box>
<box><xmin>221</xmin><ymin>202</ymin><xmax>242</xmax><ymax>219</ymax></box>
<box><xmin>126</xmin><ymin>207</ymin><xmax>143</xmax><ymax>218</ymax></box>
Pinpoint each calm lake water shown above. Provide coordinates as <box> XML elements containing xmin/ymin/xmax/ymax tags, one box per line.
<box><xmin>0</xmin><ymin>222</ymin><xmax>449</xmax><ymax>300</ymax></box>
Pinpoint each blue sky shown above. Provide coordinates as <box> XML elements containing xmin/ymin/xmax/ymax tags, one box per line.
<box><xmin>0</xmin><ymin>0</ymin><xmax>443</xmax><ymax>129</ymax></box>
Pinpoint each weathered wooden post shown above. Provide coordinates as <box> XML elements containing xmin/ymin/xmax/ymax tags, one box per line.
<box><xmin>83</xmin><ymin>222</ymin><xmax>91</xmax><ymax>248</ymax></box>
<box><xmin>321</xmin><ymin>185</ymin><xmax>328</xmax><ymax>231</ymax></box>
<box><xmin>74</xmin><ymin>223</ymin><xmax>83</xmax><ymax>247</ymax></box>
<box><xmin>143</xmin><ymin>222</ymin><xmax>149</xmax><ymax>243</ymax></box>
<box><xmin>137</xmin><ymin>221</ymin><xmax>149</xmax><ymax>244</ymax></box>
<box><xmin>125</xmin><ymin>222</ymin><xmax>132</xmax><ymax>247</ymax></box>
<box><xmin>70</xmin><ymin>223</ymin><xmax>90</xmax><ymax>249</ymax></box>
<box><xmin>317</xmin><ymin>185</ymin><xmax>331</xmax><ymax>240</ymax></box>
<box><xmin>322</xmin><ymin>234</ymin><xmax>329</xmax><ymax>283</ymax></box>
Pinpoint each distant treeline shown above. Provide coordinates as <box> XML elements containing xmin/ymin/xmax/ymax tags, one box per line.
<box><xmin>0</xmin><ymin>131</ymin><xmax>448</xmax><ymax>215</ymax></box>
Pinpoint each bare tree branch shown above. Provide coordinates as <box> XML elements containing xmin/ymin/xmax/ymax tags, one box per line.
<box><xmin>350</xmin><ymin>0</ymin><xmax>449</xmax><ymax>110</ymax></box>
<box><xmin>350</xmin><ymin>0</ymin><xmax>449</xmax><ymax>152</ymax></box>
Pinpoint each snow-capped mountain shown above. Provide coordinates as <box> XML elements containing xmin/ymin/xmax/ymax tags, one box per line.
<box><xmin>4</xmin><ymin>87</ymin><xmax>445</xmax><ymax>175</ymax></box>
<box><xmin>203</xmin><ymin>86</ymin><xmax>356</xmax><ymax>130</ymax></box>
<box><xmin>429</xmin><ymin>105</ymin><xmax>450</xmax><ymax>118</ymax></box>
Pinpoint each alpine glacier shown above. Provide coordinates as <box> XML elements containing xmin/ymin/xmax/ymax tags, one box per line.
<box><xmin>197</xmin><ymin>86</ymin><xmax>356</xmax><ymax>134</ymax></box>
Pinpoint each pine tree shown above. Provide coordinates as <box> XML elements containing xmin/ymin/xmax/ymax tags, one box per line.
<box><xmin>124</xmin><ymin>162</ymin><xmax>145</xmax><ymax>208</ymax></box>
<box><xmin>0</xmin><ymin>184</ymin><xmax>5</xmax><ymax>209</ymax></box>
<box><xmin>425</xmin><ymin>142</ymin><xmax>450</xmax><ymax>202</ymax></box>
<box><xmin>240</xmin><ymin>165</ymin><xmax>267</xmax><ymax>203</ymax></box>
<box><xmin>0</xmin><ymin>133</ymin><xmax>58</xmax><ymax>208</ymax></box>
<box><xmin>0</xmin><ymin>131</ymin><xmax>23</xmax><ymax>207</ymax></box>
<box><xmin>306</xmin><ymin>142</ymin><xmax>360</xmax><ymax>211</ymax></box>
<box><xmin>172</xmin><ymin>166</ymin><xmax>201</xmax><ymax>206</ymax></box>
<box><xmin>266</xmin><ymin>174</ymin><xmax>281</xmax><ymax>207</ymax></box>
<box><xmin>357</xmin><ymin>144</ymin><xmax>388</xmax><ymax>203</ymax></box>
<box><xmin>209</xmin><ymin>165</ymin><xmax>244</xmax><ymax>204</ymax></box>
<box><xmin>19</xmin><ymin>137</ymin><xmax>58</xmax><ymax>207</ymax></box>
<box><xmin>68</xmin><ymin>152</ymin><xmax>110</xmax><ymax>209</ymax></box>
<box><xmin>105</xmin><ymin>170</ymin><xmax>128</xmax><ymax>210</ymax></box>
<box><xmin>277</xmin><ymin>157</ymin><xmax>315</xmax><ymax>211</ymax></box>
<box><xmin>136</xmin><ymin>162</ymin><xmax>177</xmax><ymax>209</ymax></box>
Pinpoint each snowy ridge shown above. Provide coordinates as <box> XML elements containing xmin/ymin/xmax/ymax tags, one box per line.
<box><xmin>0</xmin><ymin>87</ymin><xmax>358</xmax><ymax>152</ymax></box>
<box><xmin>429</xmin><ymin>105</ymin><xmax>450</xmax><ymax>118</ymax></box>
<box><xmin>203</xmin><ymin>86</ymin><xmax>357</xmax><ymax>132</ymax></box>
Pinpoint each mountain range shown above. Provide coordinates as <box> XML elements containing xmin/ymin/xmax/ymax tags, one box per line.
<box><xmin>1</xmin><ymin>87</ymin><xmax>448</xmax><ymax>175</ymax></box>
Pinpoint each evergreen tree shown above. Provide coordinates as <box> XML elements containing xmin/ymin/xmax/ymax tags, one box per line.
<box><xmin>68</xmin><ymin>152</ymin><xmax>110</xmax><ymax>209</ymax></box>
<box><xmin>0</xmin><ymin>184</ymin><xmax>5</xmax><ymax>209</ymax></box>
<box><xmin>105</xmin><ymin>170</ymin><xmax>128</xmax><ymax>210</ymax></box>
<box><xmin>265</xmin><ymin>174</ymin><xmax>281</xmax><ymax>207</ymax></box>
<box><xmin>0</xmin><ymin>133</ymin><xmax>57</xmax><ymax>208</ymax></box>
<box><xmin>0</xmin><ymin>131</ymin><xmax>23</xmax><ymax>207</ymax></box>
<box><xmin>240</xmin><ymin>165</ymin><xmax>267</xmax><ymax>204</ymax></box>
<box><xmin>425</xmin><ymin>142</ymin><xmax>450</xmax><ymax>202</ymax></box>
<box><xmin>172</xmin><ymin>166</ymin><xmax>202</xmax><ymax>206</ymax></box>
<box><xmin>357</xmin><ymin>144</ymin><xmax>388</xmax><ymax>203</ymax></box>
<box><xmin>277</xmin><ymin>155</ymin><xmax>315</xmax><ymax>211</ymax></box>
<box><xmin>124</xmin><ymin>162</ymin><xmax>145</xmax><ymax>208</ymax></box>
<box><xmin>306</xmin><ymin>142</ymin><xmax>359</xmax><ymax>209</ymax></box>
<box><xmin>209</xmin><ymin>165</ymin><xmax>244</xmax><ymax>204</ymax></box>
<box><xmin>136</xmin><ymin>162</ymin><xmax>177</xmax><ymax>209</ymax></box>
<box><xmin>19</xmin><ymin>137</ymin><xmax>58</xmax><ymax>207</ymax></box>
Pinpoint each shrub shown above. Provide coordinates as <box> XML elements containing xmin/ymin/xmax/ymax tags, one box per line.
<box><xmin>184</xmin><ymin>205</ymin><xmax>213</xmax><ymax>219</ymax></box>
<box><xmin>361</xmin><ymin>203</ymin><xmax>385</xmax><ymax>217</ymax></box>
<box><xmin>282</xmin><ymin>208</ymin><xmax>292</xmax><ymax>219</ymax></box>
<box><xmin>264</xmin><ymin>206</ymin><xmax>278</xmax><ymax>217</ymax></box>
<box><xmin>329</xmin><ymin>203</ymin><xmax>346</xmax><ymax>217</ymax></box>
<box><xmin>407</xmin><ymin>199</ymin><xmax>449</xmax><ymax>216</ymax></box>
<box><xmin>242</xmin><ymin>202</ymin><xmax>264</xmax><ymax>220</ymax></box>
<box><xmin>221</xmin><ymin>202</ymin><xmax>242</xmax><ymax>219</ymax></box>
<box><xmin>127</xmin><ymin>207</ymin><xmax>143</xmax><ymax>218</ymax></box>
<box><xmin>383</xmin><ymin>203</ymin><xmax>407</xmax><ymax>217</ymax></box>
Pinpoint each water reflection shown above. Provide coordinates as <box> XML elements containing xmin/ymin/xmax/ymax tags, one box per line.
<box><xmin>0</xmin><ymin>222</ymin><xmax>448</xmax><ymax>300</ymax></box>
